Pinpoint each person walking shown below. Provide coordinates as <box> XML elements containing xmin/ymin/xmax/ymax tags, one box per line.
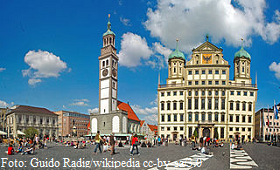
<box><xmin>93</xmin><ymin>131</ymin><xmax>102</xmax><ymax>154</ymax></box>
<box><xmin>110</xmin><ymin>133</ymin><xmax>115</xmax><ymax>155</ymax></box>
<box><xmin>130</xmin><ymin>134</ymin><xmax>140</xmax><ymax>156</ymax></box>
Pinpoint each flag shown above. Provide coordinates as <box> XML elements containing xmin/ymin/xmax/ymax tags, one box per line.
<box><xmin>274</xmin><ymin>104</ymin><xmax>279</xmax><ymax>120</ymax></box>
<box><xmin>267</xmin><ymin>107</ymin><xmax>270</xmax><ymax>127</ymax></box>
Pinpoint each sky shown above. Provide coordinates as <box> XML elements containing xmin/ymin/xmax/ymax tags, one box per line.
<box><xmin>0</xmin><ymin>0</ymin><xmax>280</xmax><ymax>125</ymax></box>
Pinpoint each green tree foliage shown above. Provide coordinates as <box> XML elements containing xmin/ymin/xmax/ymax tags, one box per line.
<box><xmin>193</xmin><ymin>129</ymin><xmax>198</xmax><ymax>138</ymax></box>
<box><xmin>214</xmin><ymin>129</ymin><xmax>219</xmax><ymax>139</ymax></box>
<box><xmin>24</xmin><ymin>127</ymin><xmax>38</xmax><ymax>139</ymax></box>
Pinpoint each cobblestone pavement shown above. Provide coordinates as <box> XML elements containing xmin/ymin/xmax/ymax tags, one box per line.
<box><xmin>0</xmin><ymin>143</ymin><xmax>279</xmax><ymax>169</ymax></box>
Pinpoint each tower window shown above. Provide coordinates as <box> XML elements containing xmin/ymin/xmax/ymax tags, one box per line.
<box><xmin>189</xmin><ymin>71</ymin><xmax>192</xmax><ymax>75</ymax></box>
<box><xmin>103</xmin><ymin>61</ymin><xmax>105</xmax><ymax>67</ymax></box>
<box><xmin>106</xmin><ymin>60</ymin><xmax>109</xmax><ymax>66</ymax></box>
<box><xmin>242</xmin><ymin>67</ymin><xmax>244</xmax><ymax>72</ymax></box>
<box><xmin>174</xmin><ymin>68</ymin><xmax>176</xmax><ymax>73</ymax></box>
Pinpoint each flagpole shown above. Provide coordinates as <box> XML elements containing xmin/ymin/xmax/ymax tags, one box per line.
<box><xmin>273</xmin><ymin>100</ymin><xmax>275</xmax><ymax>144</ymax></box>
<box><xmin>269</xmin><ymin>105</ymin><xmax>271</xmax><ymax>142</ymax></box>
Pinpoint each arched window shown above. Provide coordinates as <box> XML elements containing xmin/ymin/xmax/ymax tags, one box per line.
<box><xmin>112</xmin><ymin>116</ymin><xmax>120</xmax><ymax>133</ymax></box>
<box><xmin>174</xmin><ymin>67</ymin><xmax>176</xmax><ymax>73</ymax></box>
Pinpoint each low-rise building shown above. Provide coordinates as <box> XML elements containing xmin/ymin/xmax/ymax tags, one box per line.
<box><xmin>255</xmin><ymin>104</ymin><xmax>280</xmax><ymax>141</ymax></box>
<box><xmin>6</xmin><ymin>105</ymin><xmax>58</xmax><ymax>138</ymax></box>
<box><xmin>55</xmin><ymin>111</ymin><xmax>90</xmax><ymax>138</ymax></box>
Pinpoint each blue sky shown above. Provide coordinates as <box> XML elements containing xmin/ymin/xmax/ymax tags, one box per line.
<box><xmin>0</xmin><ymin>0</ymin><xmax>280</xmax><ymax>124</ymax></box>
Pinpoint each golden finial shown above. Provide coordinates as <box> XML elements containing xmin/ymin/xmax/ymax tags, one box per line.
<box><xmin>241</xmin><ymin>38</ymin><xmax>244</xmax><ymax>48</ymax></box>
<box><xmin>108</xmin><ymin>14</ymin><xmax>110</xmax><ymax>19</ymax></box>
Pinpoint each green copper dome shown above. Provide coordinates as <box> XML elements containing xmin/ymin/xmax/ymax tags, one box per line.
<box><xmin>234</xmin><ymin>46</ymin><xmax>251</xmax><ymax>60</ymax></box>
<box><xmin>103</xmin><ymin>18</ymin><xmax>115</xmax><ymax>36</ymax></box>
<box><xmin>168</xmin><ymin>40</ymin><xmax>185</xmax><ymax>60</ymax></box>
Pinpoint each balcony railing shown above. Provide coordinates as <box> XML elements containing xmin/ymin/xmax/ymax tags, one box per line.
<box><xmin>229</xmin><ymin>82</ymin><xmax>256</xmax><ymax>88</ymax></box>
<box><xmin>159</xmin><ymin>83</ymin><xmax>184</xmax><ymax>88</ymax></box>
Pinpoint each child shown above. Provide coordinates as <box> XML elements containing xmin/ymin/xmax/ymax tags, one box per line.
<box><xmin>7</xmin><ymin>144</ymin><xmax>14</xmax><ymax>155</ymax></box>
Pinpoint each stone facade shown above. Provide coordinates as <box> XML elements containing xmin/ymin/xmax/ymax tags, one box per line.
<box><xmin>158</xmin><ymin>39</ymin><xmax>258</xmax><ymax>142</ymax></box>
<box><xmin>6</xmin><ymin>105</ymin><xmax>58</xmax><ymax>138</ymax></box>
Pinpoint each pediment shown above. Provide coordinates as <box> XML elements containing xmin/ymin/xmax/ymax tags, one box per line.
<box><xmin>193</xmin><ymin>41</ymin><xmax>222</xmax><ymax>52</ymax></box>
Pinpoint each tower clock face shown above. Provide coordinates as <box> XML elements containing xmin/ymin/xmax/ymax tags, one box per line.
<box><xmin>112</xmin><ymin>68</ymin><xmax>117</xmax><ymax>77</ymax></box>
<box><xmin>102</xmin><ymin>69</ymin><xmax>108</xmax><ymax>76</ymax></box>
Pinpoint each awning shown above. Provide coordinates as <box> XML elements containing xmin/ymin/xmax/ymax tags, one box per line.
<box><xmin>17</xmin><ymin>130</ymin><xmax>25</xmax><ymax>135</ymax></box>
<box><xmin>84</xmin><ymin>133</ymin><xmax>132</xmax><ymax>137</ymax></box>
<box><xmin>0</xmin><ymin>130</ymin><xmax>7</xmax><ymax>135</ymax></box>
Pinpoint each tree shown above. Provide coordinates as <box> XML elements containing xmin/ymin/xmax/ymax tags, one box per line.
<box><xmin>24</xmin><ymin>127</ymin><xmax>39</xmax><ymax>139</ymax></box>
<box><xmin>193</xmin><ymin>129</ymin><xmax>198</xmax><ymax>138</ymax></box>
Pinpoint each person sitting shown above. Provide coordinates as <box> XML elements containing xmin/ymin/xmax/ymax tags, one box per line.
<box><xmin>147</xmin><ymin>141</ymin><xmax>152</xmax><ymax>148</ymax></box>
<box><xmin>21</xmin><ymin>147</ymin><xmax>33</xmax><ymax>155</ymax></box>
<box><xmin>16</xmin><ymin>143</ymin><xmax>23</xmax><ymax>153</ymax></box>
<box><xmin>7</xmin><ymin>144</ymin><xmax>14</xmax><ymax>155</ymax></box>
<box><xmin>219</xmin><ymin>142</ymin><xmax>224</xmax><ymax>147</ymax></box>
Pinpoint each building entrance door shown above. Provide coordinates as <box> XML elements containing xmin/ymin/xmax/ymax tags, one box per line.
<box><xmin>203</xmin><ymin>128</ymin><xmax>210</xmax><ymax>137</ymax></box>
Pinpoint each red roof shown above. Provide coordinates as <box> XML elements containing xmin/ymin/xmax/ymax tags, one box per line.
<box><xmin>8</xmin><ymin>105</ymin><xmax>57</xmax><ymax>116</ymax></box>
<box><xmin>117</xmin><ymin>101</ymin><xmax>140</xmax><ymax>122</ymax></box>
<box><xmin>140</xmin><ymin>120</ymin><xmax>145</xmax><ymax>127</ymax></box>
<box><xmin>148</xmin><ymin>124</ymin><xmax>158</xmax><ymax>134</ymax></box>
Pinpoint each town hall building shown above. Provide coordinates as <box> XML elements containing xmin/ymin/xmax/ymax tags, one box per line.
<box><xmin>158</xmin><ymin>38</ymin><xmax>258</xmax><ymax>142</ymax></box>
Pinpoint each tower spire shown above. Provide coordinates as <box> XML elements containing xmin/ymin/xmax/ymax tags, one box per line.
<box><xmin>206</xmin><ymin>34</ymin><xmax>209</xmax><ymax>41</ymax></box>
<box><xmin>107</xmin><ymin>14</ymin><xmax>111</xmax><ymax>30</ymax></box>
<box><xmin>176</xmin><ymin>39</ymin><xmax>179</xmax><ymax>51</ymax></box>
<box><xmin>255</xmin><ymin>71</ymin><xmax>258</xmax><ymax>88</ymax></box>
<box><xmin>158</xmin><ymin>71</ymin><xmax>161</xmax><ymax>85</ymax></box>
<box><xmin>241</xmin><ymin>38</ymin><xmax>244</xmax><ymax>49</ymax></box>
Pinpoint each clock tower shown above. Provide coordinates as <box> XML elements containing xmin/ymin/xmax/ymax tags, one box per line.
<box><xmin>99</xmin><ymin>14</ymin><xmax>118</xmax><ymax>114</ymax></box>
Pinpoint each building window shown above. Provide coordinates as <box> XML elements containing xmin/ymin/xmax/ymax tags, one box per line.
<box><xmin>195</xmin><ymin>70</ymin><xmax>199</xmax><ymax>74</ymax></box>
<box><xmin>188</xmin><ymin>98</ymin><xmax>192</xmax><ymax>110</ymax></box>
<box><xmin>201</xmin><ymin>98</ymin><xmax>205</xmax><ymax>109</ymax></box>
<box><xmin>221</xmin><ymin>114</ymin><xmax>225</xmax><ymax>122</ymax></box>
<box><xmin>180</xmin><ymin>102</ymin><xmax>183</xmax><ymax>110</ymax></box>
<box><xmin>168</xmin><ymin>115</ymin><xmax>171</xmax><ymax>122</ymax></box>
<box><xmin>215</xmin><ymin>113</ymin><xmax>219</xmax><ymax>122</ymax></box>
<box><xmin>237</xmin><ymin>91</ymin><xmax>241</xmax><ymax>95</ymax></box>
<box><xmin>174</xmin><ymin>114</ymin><xmax>177</xmax><ymax>122</ymax></box>
<box><xmin>188</xmin><ymin>81</ymin><xmax>192</xmax><ymax>85</ymax></box>
<box><xmin>248</xmin><ymin>103</ymin><xmax>252</xmax><ymax>111</ymax></box>
<box><xmin>215</xmin><ymin>98</ymin><xmax>219</xmax><ymax>110</ymax></box>
<box><xmin>222</xmin><ymin>91</ymin><xmax>225</xmax><ymax>96</ymax></box>
<box><xmin>202</xmin><ymin>113</ymin><xmax>205</xmax><ymax>121</ymax></box>
<box><xmin>189</xmin><ymin>70</ymin><xmax>192</xmax><ymax>75</ymax></box>
<box><xmin>244</xmin><ymin>91</ymin><xmax>247</xmax><ymax>96</ymax></box>
<box><xmin>202</xmin><ymin>70</ymin><xmax>205</xmax><ymax>74</ymax></box>
<box><xmin>188</xmin><ymin>91</ymin><xmax>192</xmax><ymax>96</ymax></box>
<box><xmin>236</xmin><ymin>115</ymin><xmax>239</xmax><ymax>122</ymax></box>
<box><xmin>250</xmin><ymin>92</ymin><xmax>254</xmax><ymax>96</ymax></box>
<box><xmin>195</xmin><ymin>91</ymin><xmax>198</xmax><ymax>96</ymax></box>
<box><xmin>248</xmin><ymin>116</ymin><xmax>252</xmax><ymax>123</ymax></box>
<box><xmin>236</xmin><ymin>127</ymin><xmax>239</xmax><ymax>131</ymax></box>
<box><xmin>222</xmin><ymin>70</ymin><xmax>226</xmax><ymax>74</ymax></box>
<box><xmin>161</xmin><ymin>127</ymin><xmax>164</xmax><ymax>131</ymax></box>
<box><xmin>236</xmin><ymin>102</ymin><xmax>240</xmax><ymax>111</ymax></box>
<box><xmin>188</xmin><ymin>113</ymin><xmax>192</xmax><ymax>122</ymax></box>
<box><xmin>209</xmin><ymin>70</ymin><xmax>212</xmax><ymax>74</ymax></box>
<box><xmin>248</xmin><ymin>128</ymin><xmax>251</xmax><ymax>131</ymax></box>
<box><xmin>230</xmin><ymin>102</ymin><xmax>233</xmax><ymax>110</ymax></box>
<box><xmin>202</xmin><ymin>91</ymin><xmax>205</xmax><ymax>96</ymax></box>
<box><xmin>167</xmin><ymin>92</ymin><xmax>171</xmax><ymax>96</ymax></box>
<box><xmin>215</xmin><ymin>70</ymin><xmax>219</xmax><ymax>74</ymax></box>
<box><xmin>208</xmin><ymin>91</ymin><xmax>212</xmax><ymax>96</ymax></box>
<box><xmin>208</xmin><ymin>113</ymin><xmax>212</xmax><ymax>121</ymax></box>
<box><xmin>167</xmin><ymin>127</ymin><xmax>170</xmax><ymax>131</ymax></box>
<box><xmin>230</xmin><ymin>91</ymin><xmax>234</xmax><ymax>95</ymax></box>
<box><xmin>208</xmin><ymin>81</ymin><xmax>212</xmax><ymax>85</ymax></box>
<box><xmin>180</xmin><ymin>114</ymin><xmax>184</xmax><ymax>121</ymax></box>
<box><xmin>229</xmin><ymin>127</ymin><xmax>233</xmax><ymax>131</ymax></box>
<box><xmin>242</xmin><ymin>103</ymin><xmax>246</xmax><ymax>111</ymax></box>
<box><xmin>222</xmin><ymin>81</ymin><xmax>226</xmax><ymax>85</ymax></box>
<box><xmin>189</xmin><ymin>127</ymin><xmax>192</xmax><ymax>137</ymax></box>
<box><xmin>180</xmin><ymin>91</ymin><xmax>183</xmax><ymax>95</ymax></box>
<box><xmin>180</xmin><ymin>127</ymin><xmax>184</xmax><ymax>131</ymax></box>
<box><xmin>221</xmin><ymin>127</ymin><xmax>224</xmax><ymax>138</ymax></box>
<box><xmin>167</xmin><ymin>103</ymin><xmax>170</xmax><ymax>110</ymax></box>
<box><xmin>161</xmin><ymin>92</ymin><xmax>164</xmax><ymax>97</ymax></box>
<box><xmin>195</xmin><ymin>81</ymin><xmax>199</xmax><ymax>85</ymax></box>
<box><xmin>242</xmin><ymin>115</ymin><xmax>246</xmax><ymax>122</ymax></box>
<box><xmin>208</xmin><ymin>98</ymin><xmax>212</xmax><ymax>110</ymax></box>
<box><xmin>215</xmin><ymin>91</ymin><xmax>219</xmax><ymax>96</ymax></box>
<box><xmin>202</xmin><ymin>81</ymin><xmax>205</xmax><ymax>85</ymax></box>
<box><xmin>173</xmin><ymin>91</ymin><xmax>177</xmax><ymax>96</ymax></box>
<box><xmin>161</xmin><ymin>115</ymin><xmax>165</xmax><ymax>122</ymax></box>
<box><xmin>215</xmin><ymin>81</ymin><xmax>219</xmax><ymax>85</ymax></box>
<box><xmin>195</xmin><ymin>113</ymin><xmax>198</xmax><ymax>121</ymax></box>
<box><xmin>161</xmin><ymin>103</ymin><xmax>164</xmax><ymax>110</ymax></box>
<box><xmin>230</xmin><ymin>115</ymin><xmax>233</xmax><ymax>122</ymax></box>
<box><xmin>173</xmin><ymin>102</ymin><xmax>177</xmax><ymax>110</ymax></box>
<box><xmin>221</xmin><ymin>98</ymin><xmax>225</xmax><ymax>110</ymax></box>
<box><xmin>195</xmin><ymin>99</ymin><xmax>199</xmax><ymax>110</ymax></box>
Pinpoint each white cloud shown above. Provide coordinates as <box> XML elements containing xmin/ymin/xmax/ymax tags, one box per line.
<box><xmin>120</xmin><ymin>17</ymin><xmax>131</xmax><ymax>26</ymax></box>
<box><xmin>69</xmin><ymin>99</ymin><xmax>90</xmax><ymax>107</ymax></box>
<box><xmin>88</xmin><ymin>108</ymin><xmax>99</xmax><ymax>113</ymax></box>
<box><xmin>70</xmin><ymin>101</ymin><xmax>89</xmax><ymax>107</ymax></box>
<box><xmin>0</xmin><ymin>100</ymin><xmax>13</xmax><ymax>108</ymax></box>
<box><xmin>118</xmin><ymin>32</ymin><xmax>153</xmax><ymax>67</ymax></box>
<box><xmin>269</xmin><ymin>62</ymin><xmax>280</xmax><ymax>79</ymax></box>
<box><xmin>0</xmin><ymin>68</ymin><xmax>6</xmax><ymax>72</ymax></box>
<box><xmin>132</xmin><ymin>104</ymin><xmax>158</xmax><ymax>124</ymax></box>
<box><xmin>144</xmin><ymin>0</ymin><xmax>280</xmax><ymax>53</ymax></box>
<box><xmin>22</xmin><ymin>50</ymin><xmax>68</xmax><ymax>85</ymax></box>
<box><xmin>143</xmin><ymin>114</ymin><xmax>158</xmax><ymax>125</ymax></box>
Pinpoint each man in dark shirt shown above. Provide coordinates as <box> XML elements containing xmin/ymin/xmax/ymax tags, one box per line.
<box><xmin>110</xmin><ymin>133</ymin><xmax>115</xmax><ymax>155</ymax></box>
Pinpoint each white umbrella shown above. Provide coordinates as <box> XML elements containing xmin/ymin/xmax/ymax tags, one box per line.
<box><xmin>17</xmin><ymin>130</ymin><xmax>25</xmax><ymax>135</ymax></box>
<box><xmin>0</xmin><ymin>130</ymin><xmax>7</xmax><ymax>135</ymax></box>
